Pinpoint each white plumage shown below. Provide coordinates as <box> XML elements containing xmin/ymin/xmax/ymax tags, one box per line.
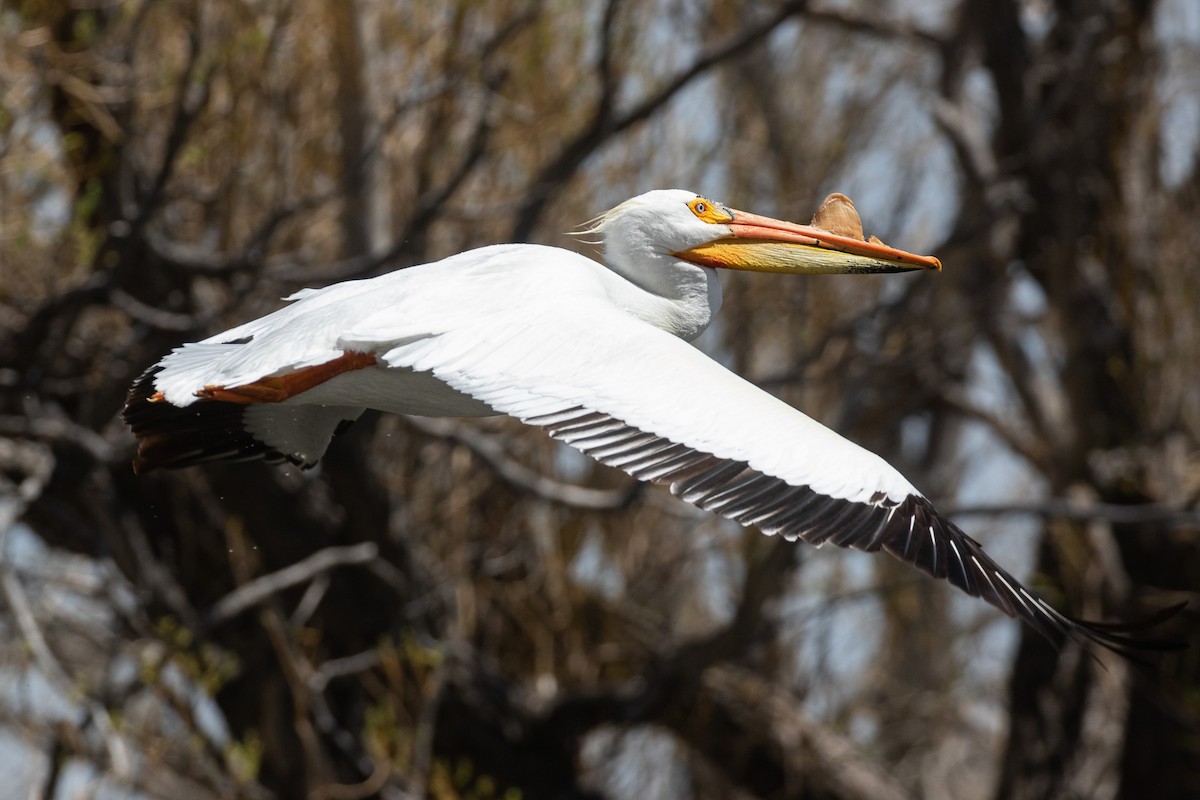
<box><xmin>125</xmin><ymin>189</ymin><xmax>1164</xmax><ymax>654</ymax></box>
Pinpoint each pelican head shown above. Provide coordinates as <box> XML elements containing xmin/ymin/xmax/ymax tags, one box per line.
<box><xmin>591</xmin><ymin>189</ymin><xmax>941</xmax><ymax>278</ymax></box>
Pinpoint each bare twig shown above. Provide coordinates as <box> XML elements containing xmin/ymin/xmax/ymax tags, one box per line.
<box><xmin>0</xmin><ymin>415</ymin><xmax>115</xmax><ymax>464</ymax></box>
<box><xmin>407</xmin><ymin>647</ymin><xmax>448</xmax><ymax>800</ymax></box>
<box><xmin>205</xmin><ymin>542</ymin><xmax>381</xmax><ymax>626</ymax></box>
<box><xmin>755</xmin><ymin>278</ymin><xmax>930</xmax><ymax>390</ymax></box>
<box><xmin>307</xmin><ymin>651</ymin><xmax>396</xmax><ymax>793</ymax></box>
<box><xmin>110</xmin><ymin>287</ymin><xmax>206</xmax><ymax>332</ymax></box>
<box><xmin>702</xmin><ymin>665</ymin><xmax>915</xmax><ymax>800</ymax></box>
<box><xmin>37</xmin><ymin>734</ymin><xmax>66</xmax><ymax>800</ymax></box>
<box><xmin>122</xmin><ymin>515</ymin><xmax>203</xmax><ymax>630</ymax></box>
<box><xmin>129</xmin><ymin>13</ymin><xmax>209</xmax><ymax>237</ymax></box>
<box><xmin>289</xmin><ymin>573</ymin><xmax>332</xmax><ymax>630</ymax></box>
<box><xmin>945</xmin><ymin>499</ymin><xmax>1200</xmax><ymax>529</ymax></box>
<box><xmin>308</xmin><ymin>650</ymin><xmax>382</xmax><ymax>694</ymax></box>
<box><xmin>804</xmin><ymin>7</ymin><xmax>945</xmax><ymax>47</ymax></box>
<box><xmin>311</xmin><ymin>758</ymin><xmax>393</xmax><ymax>800</ymax></box>
<box><xmin>509</xmin><ymin>0</ymin><xmax>815</xmax><ymax>240</ymax></box>
<box><xmin>931</xmin><ymin>96</ymin><xmax>998</xmax><ymax>191</ymax></box>
<box><xmin>261</xmin><ymin>602</ymin><xmax>330</xmax><ymax>792</ymax></box>
<box><xmin>143</xmin><ymin>190</ymin><xmax>332</xmax><ymax>277</ymax></box>
<box><xmin>0</xmin><ymin>568</ymin><xmax>132</xmax><ymax>778</ymax></box>
<box><xmin>937</xmin><ymin>390</ymin><xmax>1048</xmax><ymax>469</ymax></box>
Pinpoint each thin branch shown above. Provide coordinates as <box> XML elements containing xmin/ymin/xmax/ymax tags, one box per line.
<box><xmin>509</xmin><ymin>0</ymin><xmax>814</xmax><ymax>240</ymax></box>
<box><xmin>307</xmin><ymin>651</ymin><xmax>395</xmax><ymax>791</ymax></box>
<box><xmin>311</xmin><ymin>758</ymin><xmax>393</xmax><ymax>800</ymax></box>
<box><xmin>407</xmin><ymin>647</ymin><xmax>447</xmax><ymax>800</ymax></box>
<box><xmin>308</xmin><ymin>650</ymin><xmax>382</xmax><ymax>694</ymax></box>
<box><xmin>204</xmin><ymin>542</ymin><xmax>380</xmax><ymax>626</ymax></box>
<box><xmin>0</xmin><ymin>415</ymin><xmax>114</xmax><ymax>463</ymax></box>
<box><xmin>128</xmin><ymin>14</ymin><xmax>209</xmax><ymax>238</ymax></box>
<box><xmin>397</xmin><ymin>70</ymin><xmax>500</xmax><ymax>260</ymax></box>
<box><xmin>0</xmin><ymin>419</ymin><xmax>93</xmax><ymax>474</ymax></box>
<box><xmin>289</xmin><ymin>573</ymin><xmax>331</xmax><ymax>630</ymax></box>
<box><xmin>667</xmin><ymin>536</ymin><xmax>798</xmax><ymax>669</ymax></box>
<box><xmin>977</xmin><ymin>321</ymin><xmax>1058</xmax><ymax>461</ymax></box>
<box><xmin>37</xmin><ymin>734</ymin><xmax>66</xmax><ymax>800</ymax></box>
<box><xmin>595</xmin><ymin>0</ymin><xmax>624</xmax><ymax>118</ymax></box>
<box><xmin>938</xmin><ymin>390</ymin><xmax>1048</xmax><ymax>470</ymax></box>
<box><xmin>144</xmin><ymin>190</ymin><xmax>332</xmax><ymax>277</ymax></box>
<box><xmin>945</xmin><ymin>499</ymin><xmax>1200</xmax><ymax>529</ymax></box>
<box><xmin>930</xmin><ymin>95</ymin><xmax>998</xmax><ymax>191</ymax></box>
<box><xmin>122</xmin><ymin>515</ymin><xmax>203</xmax><ymax>630</ymax></box>
<box><xmin>804</xmin><ymin>6</ymin><xmax>946</xmax><ymax>48</ymax></box>
<box><xmin>110</xmin><ymin>287</ymin><xmax>206</xmax><ymax>332</ymax></box>
<box><xmin>260</xmin><ymin>599</ymin><xmax>330</xmax><ymax>791</ymax></box>
<box><xmin>702</xmin><ymin>665</ymin><xmax>916</xmax><ymax>800</ymax></box>
<box><xmin>755</xmin><ymin>278</ymin><xmax>930</xmax><ymax>389</ymax></box>
<box><xmin>0</xmin><ymin>567</ymin><xmax>132</xmax><ymax>778</ymax></box>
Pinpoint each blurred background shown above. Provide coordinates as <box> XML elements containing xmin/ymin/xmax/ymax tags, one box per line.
<box><xmin>2</xmin><ymin>1</ymin><xmax>1199</xmax><ymax>798</ymax></box>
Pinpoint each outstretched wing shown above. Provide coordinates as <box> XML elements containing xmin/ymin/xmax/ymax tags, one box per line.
<box><xmin>359</xmin><ymin>299</ymin><xmax>1159</xmax><ymax>655</ymax></box>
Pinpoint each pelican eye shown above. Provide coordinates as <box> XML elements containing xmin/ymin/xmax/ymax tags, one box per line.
<box><xmin>687</xmin><ymin>197</ymin><xmax>733</xmax><ymax>224</ymax></box>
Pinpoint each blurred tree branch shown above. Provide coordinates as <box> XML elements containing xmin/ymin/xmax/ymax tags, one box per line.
<box><xmin>510</xmin><ymin>0</ymin><xmax>815</xmax><ymax>241</ymax></box>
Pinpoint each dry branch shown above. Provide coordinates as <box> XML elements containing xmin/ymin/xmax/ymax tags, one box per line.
<box><xmin>205</xmin><ymin>542</ymin><xmax>381</xmax><ymax>626</ymax></box>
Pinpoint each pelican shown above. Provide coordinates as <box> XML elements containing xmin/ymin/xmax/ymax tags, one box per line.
<box><xmin>124</xmin><ymin>189</ymin><xmax>1162</xmax><ymax>654</ymax></box>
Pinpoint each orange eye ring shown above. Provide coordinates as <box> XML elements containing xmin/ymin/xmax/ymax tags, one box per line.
<box><xmin>687</xmin><ymin>197</ymin><xmax>733</xmax><ymax>224</ymax></box>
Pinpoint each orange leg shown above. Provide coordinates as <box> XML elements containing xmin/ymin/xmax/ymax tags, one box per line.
<box><xmin>194</xmin><ymin>350</ymin><xmax>378</xmax><ymax>404</ymax></box>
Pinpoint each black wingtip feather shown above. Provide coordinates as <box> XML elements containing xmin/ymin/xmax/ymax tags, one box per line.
<box><xmin>529</xmin><ymin>406</ymin><xmax>1182</xmax><ymax>662</ymax></box>
<box><xmin>881</xmin><ymin>496</ymin><xmax>1185</xmax><ymax>659</ymax></box>
<box><xmin>122</xmin><ymin>365</ymin><xmax>295</xmax><ymax>472</ymax></box>
<box><xmin>1061</xmin><ymin>602</ymin><xmax>1188</xmax><ymax>659</ymax></box>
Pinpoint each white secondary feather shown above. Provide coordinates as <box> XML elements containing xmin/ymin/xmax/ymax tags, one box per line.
<box><xmin>373</xmin><ymin>309</ymin><xmax>917</xmax><ymax>506</ymax></box>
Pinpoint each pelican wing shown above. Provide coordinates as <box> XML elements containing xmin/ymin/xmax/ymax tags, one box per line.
<box><xmin>358</xmin><ymin>301</ymin><xmax>1137</xmax><ymax>652</ymax></box>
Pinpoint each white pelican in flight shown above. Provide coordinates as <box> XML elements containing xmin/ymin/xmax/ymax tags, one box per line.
<box><xmin>124</xmin><ymin>190</ymin><xmax>1164</xmax><ymax>654</ymax></box>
